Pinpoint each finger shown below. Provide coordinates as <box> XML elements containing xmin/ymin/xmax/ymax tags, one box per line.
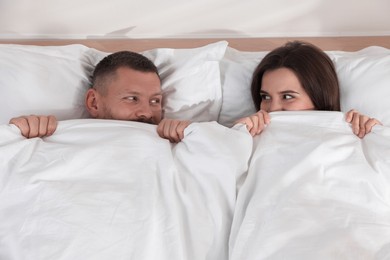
<box><xmin>358</xmin><ymin>114</ymin><xmax>370</xmax><ymax>138</ymax></box>
<box><xmin>9</xmin><ymin>117</ymin><xmax>30</xmax><ymax>138</ymax></box>
<box><xmin>26</xmin><ymin>115</ymin><xmax>40</xmax><ymax>138</ymax></box>
<box><xmin>169</xmin><ymin>121</ymin><xmax>185</xmax><ymax>143</ymax></box>
<box><xmin>169</xmin><ymin>128</ymin><xmax>180</xmax><ymax>143</ymax></box>
<box><xmin>364</xmin><ymin>118</ymin><xmax>381</xmax><ymax>135</ymax></box>
<box><xmin>349</xmin><ymin>111</ymin><xmax>360</xmax><ymax>135</ymax></box>
<box><xmin>38</xmin><ymin>116</ymin><xmax>49</xmax><ymax>137</ymax></box>
<box><xmin>249</xmin><ymin>116</ymin><xmax>259</xmax><ymax>136</ymax></box>
<box><xmin>255</xmin><ymin>111</ymin><xmax>268</xmax><ymax>135</ymax></box>
<box><xmin>345</xmin><ymin>109</ymin><xmax>357</xmax><ymax>123</ymax></box>
<box><xmin>160</xmin><ymin>119</ymin><xmax>180</xmax><ymax>143</ymax></box>
<box><xmin>46</xmin><ymin>115</ymin><xmax>58</xmax><ymax>136</ymax></box>
<box><xmin>156</xmin><ymin>119</ymin><xmax>167</xmax><ymax>138</ymax></box>
<box><xmin>260</xmin><ymin>110</ymin><xmax>271</xmax><ymax>125</ymax></box>
<box><xmin>163</xmin><ymin>120</ymin><xmax>175</xmax><ymax>141</ymax></box>
<box><xmin>176</xmin><ymin>121</ymin><xmax>190</xmax><ymax>141</ymax></box>
<box><xmin>240</xmin><ymin>118</ymin><xmax>254</xmax><ymax>134</ymax></box>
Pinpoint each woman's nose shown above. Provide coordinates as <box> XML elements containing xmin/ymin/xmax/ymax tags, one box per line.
<box><xmin>268</xmin><ymin>101</ymin><xmax>283</xmax><ymax>112</ymax></box>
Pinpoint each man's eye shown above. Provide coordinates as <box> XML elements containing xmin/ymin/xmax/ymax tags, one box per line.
<box><xmin>283</xmin><ymin>94</ymin><xmax>294</xmax><ymax>100</ymax></box>
<box><xmin>125</xmin><ymin>96</ymin><xmax>138</xmax><ymax>101</ymax></box>
<box><xmin>261</xmin><ymin>94</ymin><xmax>270</xmax><ymax>100</ymax></box>
<box><xmin>150</xmin><ymin>99</ymin><xmax>161</xmax><ymax>105</ymax></box>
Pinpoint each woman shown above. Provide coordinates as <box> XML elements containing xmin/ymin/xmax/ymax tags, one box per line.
<box><xmin>235</xmin><ymin>41</ymin><xmax>381</xmax><ymax>138</ymax></box>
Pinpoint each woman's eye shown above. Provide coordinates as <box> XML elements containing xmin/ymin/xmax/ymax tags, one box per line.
<box><xmin>261</xmin><ymin>94</ymin><xmax>270</xmax><ymax>100</ymax></box>
<box><xmin>283</xmin><ymin>94</ymin><xmax>294</xmax><ymax>100</ymax></box>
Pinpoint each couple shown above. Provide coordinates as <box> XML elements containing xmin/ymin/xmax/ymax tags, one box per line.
<box><xmin>10</xmin><ymin>41</ymin><xmax>381</xmax><ymax>141</ymax></box>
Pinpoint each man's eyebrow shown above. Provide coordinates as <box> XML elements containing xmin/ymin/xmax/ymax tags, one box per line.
<box><xmin>123</xmin><ymin>91</ymin><xmax>163</xmax><ymax>97</ymax></box>
<box><xmin>151</xmin><ymin>92</ymin><xmax>163</xmax><ymax>96</ymax></box>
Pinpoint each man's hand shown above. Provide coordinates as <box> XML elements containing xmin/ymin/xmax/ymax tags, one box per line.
<box><xmin>9</xmin><ymin>115</ymin><xmax>58</xmax><ymax>138</ymax></box>
<box><xmin>157</xmin><ymin>119</ymin><xmax>191</xmax><ymax>143</ymax></box>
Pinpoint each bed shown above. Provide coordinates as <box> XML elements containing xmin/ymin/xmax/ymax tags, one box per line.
<box><xmin>0</xmin><ymin>36</ymin><xmax>390</xmax><ymax>260</ymax></box>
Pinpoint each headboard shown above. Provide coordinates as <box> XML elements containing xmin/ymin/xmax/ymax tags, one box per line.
<box><xmin>1</xmin><ymin>36</ymin><xmax>390</xmax><ymax>52</ymax></box>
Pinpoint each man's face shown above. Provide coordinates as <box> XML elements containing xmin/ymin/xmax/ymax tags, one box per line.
<box><xmin>89</xmin><ymin>67</ymin><xmax>163</xmax><ymax>124</ymax></box>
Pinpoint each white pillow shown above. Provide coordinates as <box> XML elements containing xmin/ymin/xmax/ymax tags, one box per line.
<box><xmin>144</xmin><ymin>41</ymin><xmax>227</xmax><ymax>122</ymax></box>
<box><xmin>329</xmin><ymin>46</ymin><xmax>390</xmax><ymax>126</ymax></box>
<box><xmin>0</xmin><ymin>44</ymin><xmax>98</xmax><ymax>124</ymax></box>
<box><xmin>218</xmin><ymin>47</ymin><xmax>266</xmax><ymax>127</ymax></box>
<box><xmin>0</xmin><ymin>41</ymin><xmax>228</xmax><ymax>125</ymax></box>
<box><xmin>218</xmin><ymin>45</ymin><xmax>390</xmax><ymax>127</ymax></box>
<box><xmin>89</xmin><ymin>41</ymin><xmax>228</xmax><ymax>122</ymax></box>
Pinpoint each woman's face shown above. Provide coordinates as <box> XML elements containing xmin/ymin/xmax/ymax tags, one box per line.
<box><xmin>259</xmin><ymin>68</ymin><xmax>315</xmax><ymax>112</ymax></box>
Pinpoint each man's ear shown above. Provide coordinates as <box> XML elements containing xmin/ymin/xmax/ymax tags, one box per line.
<box><xmin>85</xmin><ymin>88</ymin><xmax>99</xmax><ymax>118</ymax></box>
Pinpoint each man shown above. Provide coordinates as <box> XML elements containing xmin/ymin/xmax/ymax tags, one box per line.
<box><xmin>9</xmin><ymin>51</ymin><xmax>190</xmax><ymax>143</ymax></box>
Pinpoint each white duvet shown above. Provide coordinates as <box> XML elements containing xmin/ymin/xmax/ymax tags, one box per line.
<box><xmin>230</xmin><ymin>111</ymin><xmax>390</xmax><ymax>260</ymax></box>
<box><xmin>0</xmin><ymin>120</ymin><xmax>252</xmax><ymax>260</ymax></box>
<box><xmin>1</xmin><ymin>112</ymin><xmax>390</xmax><ymax>260</ymax></box>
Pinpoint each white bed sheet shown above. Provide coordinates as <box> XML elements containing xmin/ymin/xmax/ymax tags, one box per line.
<box><xmin>0</xmin><ymin>120</ymin><xmax>252</xmax><ymax>260</ymax></box>
<box><xmin>229</xmin><ymin>111</ymin><xmax>390</xmax><ymax>260</ymax></box>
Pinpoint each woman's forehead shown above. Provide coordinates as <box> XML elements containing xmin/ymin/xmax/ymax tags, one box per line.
<box><xmin>262</xmin><ymin>68</ymin><xmax>303</xmax><ymax>93</ymax></box>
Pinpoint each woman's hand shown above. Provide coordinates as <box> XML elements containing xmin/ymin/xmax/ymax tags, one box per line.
<box><xmin>345</xmin><ymin>109</ymin><xmax>382</xmax><ymax>138</ymax></box>
<box><xmin>234</xmin><ymin>110</ymin><xmax>271</xmax><ymax>136</ymax></box>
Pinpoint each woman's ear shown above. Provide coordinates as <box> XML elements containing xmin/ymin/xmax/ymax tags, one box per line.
<box><xmin>85</xmin><ymin>88</ymin><xmax>99</xmax><ymax>118</ymax></box>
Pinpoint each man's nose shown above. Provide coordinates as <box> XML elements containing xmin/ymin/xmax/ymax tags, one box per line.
<box><xmin>135</xmin><ymin>103</ymin><xmax>153</xmax><ymax>118</ymax></box>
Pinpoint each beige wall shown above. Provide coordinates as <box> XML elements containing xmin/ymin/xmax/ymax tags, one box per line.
<box><xmin>1</xmin><ymin>0</ymin><xmax>389</xmax><ymax>39</ymax></box>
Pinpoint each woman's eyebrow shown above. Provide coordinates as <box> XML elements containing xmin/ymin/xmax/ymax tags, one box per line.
<box><xmin>279</xmin><ymin>90</ymin><xmax>300</xmax><ymax>94</ymax></box>
<box><xmin>260</xmin><ymin>90</ymin><xmax>300</xmax><ymax>94</ymax></box>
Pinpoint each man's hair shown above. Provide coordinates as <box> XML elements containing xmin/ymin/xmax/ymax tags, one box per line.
<box><xmin>251</xmin><ymin>41</ymin><xmax>340</xmax><ymax>111</ymax></box>
<box><xmin>92</xmin><ymin>51</ymin><xmax>160</xmax><ymax>94</ymax></box>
